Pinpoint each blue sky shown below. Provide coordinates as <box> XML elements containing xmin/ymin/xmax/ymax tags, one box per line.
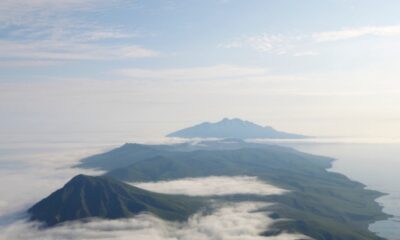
<box><xmin>2</xmin><ymin>0</ymin><xmax>400</xmax><ymax>138</ymax></box>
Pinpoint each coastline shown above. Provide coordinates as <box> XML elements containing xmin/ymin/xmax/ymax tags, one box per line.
<box><xmin>282</xmin><ymin>142</ymin><xmax>400</xmax><ymax>240</ymax></box>
<box><xmin>74</xmin><ymin>140</ymin><xmax>390</xmax><ymax>239</ymax></box>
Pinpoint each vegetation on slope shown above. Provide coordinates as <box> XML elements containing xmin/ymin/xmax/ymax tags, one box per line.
<box><xmin>29</xmin><ymin>174</ymin><xmax>204</xmax><ymax>227</ymax></box>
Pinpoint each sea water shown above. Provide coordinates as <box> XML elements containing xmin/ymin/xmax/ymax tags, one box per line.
<box><xmin>286</xmin><ymin>142</ymin><xmax>400</xmax><ymax>240</ymax></box>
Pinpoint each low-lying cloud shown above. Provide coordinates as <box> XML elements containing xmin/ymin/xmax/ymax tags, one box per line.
<box><xmin>0</xmin><ymin>140</ymin><xmax>308</xmax><ymax>240</ymax></box>
<box><xmin>0</xmin><ymin>202</ymin><xmax>309</xmax><ymax>240</ymax></box>
<box><xmin>0</xmin><ymin>141</ymin><xmax>106</xmax><ymax>217</ymax></box>
<box><xmin>132</xmin><ymin>176</ymin><xmax>287</xmax><ymax>196</ymax></box>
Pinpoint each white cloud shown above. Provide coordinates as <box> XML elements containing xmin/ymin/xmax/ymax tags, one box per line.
<box><xmin>79</xmin><ymin>30</ymin><xmax>138</xmax><ymax>41</ymax></box>
<box><xmin>0</xmin><ymin>40</ymin><xmax>158</xmax><ymax>62</ymax></box>
<box><xmin>0</xmin><ymin>141</ymin><xmax>106</xmax><ymax>217</ymax></box>
<box><xmin>246</xmin><ymin>35</ymin><xmax>286</xmax><ymax>53</ymax></box>
<box><xmin>0</xmin><ymin>203</ymin><xmax>310</xmax><ymax>240</ymax></box>
<box><xmin>115</xmin><ymin>65</ymin><xmax>267</xmax><ymax>81</ymax></box>
<box><xmin>220</xmin><ymin>34</ymin><xmax>309</xmax><ymax>56</ymax></box>
<box><xmin>0</xmin><ymin>0</ymin><xmax>157</xmax><ymax>65</ymax></box>
<box><xmin>0</xmin><ymin>0</ymin><xmax>113</xmax><ymax>26</ymax></box>
<box><xmin>0</xmin><ymin>0</ymin><xmax>99</xmax><ymax>10</ymax></box>
<box><xmin>0</xmin><ymin>60</ymin><xmax>58</xmax><ymax>68</ymax></box>
<box><xmin>313</xmin><ymin>25</ymin><xmax>400</xmax><ymax>42</ymax></box>
<box><xmin>132</xmin><ymin>176</ymin><xmax>288</xmax><ymax>196</ymax></box>
<box><xmin>220</xmin><ymin>35</ymin><xmax>290</xmax><ymax>54</ymax></box>
<box><xmin>221</xmin><ymin>25</ymin><xmax>400</xmax><ymax>56</ymax></box>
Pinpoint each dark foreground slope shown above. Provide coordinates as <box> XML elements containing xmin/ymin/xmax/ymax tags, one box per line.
<box><xmin>167</xmin><ymin>118</ymin><xmax>307</xmax><ymax>139</ymax></box>
<box><xmin>29</xmin><ymin>175</ymin><xmax>203</xmax><ymax>227</ymax></box>
<box><xmin>77</xmin><ymin>140</ymin><xmax>387</xmax><ymax>240</ymax></box>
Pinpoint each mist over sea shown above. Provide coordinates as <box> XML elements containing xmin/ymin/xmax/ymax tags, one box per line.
<box><xmin>0</xmin><ymin>132</ymin><xmax>399</xmax><ymax>239</ymax></box>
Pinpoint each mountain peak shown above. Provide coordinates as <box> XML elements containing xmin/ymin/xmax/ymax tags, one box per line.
<box><xmin>68</xmin><ymin>174</ymin><xmax>92</xmax><ymax>183</ymax></box>
<box><xmin>167</xmin><ymin>118</ymin><xmax>307</xmax><ymax>139</ymax></box>
<box><xmin>28</xmin><ymin>175</ymin><xmax>203</xmax><ymax>227</ymax></box>
<box><xmin>220</xmin><ymin>117</ymin><xmax>239</xmax><ymax>122</ymax></box>
<box><xmin>219</xmin><ymin>117</ymin><xmax>248</xmax><ymax>123</ymax></box>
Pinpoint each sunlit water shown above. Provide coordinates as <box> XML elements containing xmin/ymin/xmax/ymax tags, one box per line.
<box><xmin>0</xmin><ymin>133</ymin><xmax>399</xmax><ymax>239</ymax></box>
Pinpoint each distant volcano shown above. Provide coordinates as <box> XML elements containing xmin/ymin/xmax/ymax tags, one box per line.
<box><xmin>167</xmin><ymin>118</ymin><xmax>307</xmax><ymax>139</ymax></box>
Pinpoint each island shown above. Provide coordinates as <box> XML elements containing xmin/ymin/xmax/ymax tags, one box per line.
<box><xmin>30</xmin><ymin>138</ymin><xmax>387</xmax><ymax>239</ymax></box>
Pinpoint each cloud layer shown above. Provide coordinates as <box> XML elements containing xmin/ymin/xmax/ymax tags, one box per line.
<box><xmin>132</xmin><ymin>176</ymin><xmax>287</xmax><ymax>196</ymax></box>
<box><xmin>0</xmin><ymin>141</ymin><xmax>107</xmax><ymax>217</ymax></box>
<box><xmin>0</xmin><ymin>202</ymin><xmax>309</xmax><ymax>240</ymax></box>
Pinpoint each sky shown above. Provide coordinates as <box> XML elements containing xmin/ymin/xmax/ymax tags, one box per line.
<box><xmin>2</xmin><ymin>0</ymin><xmax>400</xmax><ymax>139</ymax></box>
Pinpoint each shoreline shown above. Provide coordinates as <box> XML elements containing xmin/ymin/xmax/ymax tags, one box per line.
<box><xmin>74</xmin><ymin>140</ymin><xmax>390</xmax><ymax>239</ymax></box>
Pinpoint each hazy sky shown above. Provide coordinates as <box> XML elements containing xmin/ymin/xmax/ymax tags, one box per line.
<box><xmin>2</xmin><ymin>0</ymin><xmax>400</xmax><ymax>138</ymax></box>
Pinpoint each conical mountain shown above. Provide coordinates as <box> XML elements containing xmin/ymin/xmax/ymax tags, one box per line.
<box><xmin>28</xmin><ymin>174</ymin><xmax>203</xmax><ymax>227</ymax></box>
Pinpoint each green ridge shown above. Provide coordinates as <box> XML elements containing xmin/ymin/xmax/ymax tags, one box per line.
<box><xmin>101</xmin><ymin>144</ymin><xmax>387</xmax><ymax>240</ymax></box>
